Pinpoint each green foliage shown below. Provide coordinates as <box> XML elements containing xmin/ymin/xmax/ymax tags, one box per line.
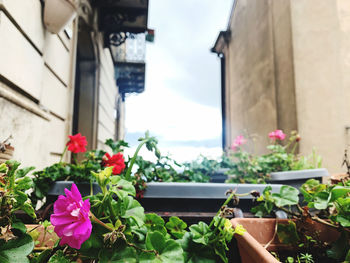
<box><xmin>277</xmin><ymin>221</ymin><xmax>300</xmax><ymax>245</ymax></box>
<box><xmin>47</xmin><ymin>251</ymin><xmax>70</xmax><ymax>263</ymax></box>
<box><xmin>253</xmin><ymin>178</ymin><xmax>350</xmax><ymax>262</ymax></box>
<box><xmin>166</xmin><ymin>216</ymin><xmax>187</xmax><ymax>239</ymax></box>
<box><xmin>46</xmin><ymin>167</ymin><xmax>245</xmax><ymax>263</ymax></box>
<box><xmin>272</xmin><ymin>185</ymin><xmax>299</xmax><ymax>207</ymax></box>
<box><xmin>226</xmin><ymin>132</ymin><xmax>323</xmax><ymax>184</ymax></box>
<box><xmin>0</xmin><ymin>161</ymin><xmax>36</xmax><ymax>227</ymax></box>
<box><xmin>0</xmin><ymin>234</ymin><xmax>34</xmax><ymax>263</ymax></box>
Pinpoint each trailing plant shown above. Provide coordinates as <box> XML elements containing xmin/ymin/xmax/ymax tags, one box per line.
<box><xmin>226</xmin><ymin>130</ymin><xmax>323</xmax><ymax>184</ymax></box>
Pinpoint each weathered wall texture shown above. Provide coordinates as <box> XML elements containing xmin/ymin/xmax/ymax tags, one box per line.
<box><xmin>271</xmin><ymin>0</ymin><xmax>298</xmax><ymax>139</ymax></box>
<box><xmin>0</xmin><ymin>0</ymin><xmax>123</xmax><ymax>168</ymax></box>
<box><xmin>0</xmin><ymin>0</ymin><xmax>76</xmax><ymax>169</ymax></box>
<box><xmin>220</xmin><ymin>0</ymin><xmax>350</xmax><ymax>173</ymax></box>
<box><xmin>290</xmin><ymin>0</ymin><xmax>350</xmax><ymax>173</ymax></box>
<box><xmin>224</xmin><ymin>0</ymin><xmax>279</xmax><ymax>154</ymax></box>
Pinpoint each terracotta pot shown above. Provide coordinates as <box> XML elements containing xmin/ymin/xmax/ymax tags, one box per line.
<box><xmin>26</xmin><ymin>224</ymin><xmax>58</xmax><ymax>249</ymax></box>
<box><xmin>0</xmin><ymin>144</ymin><xmax>14</xmax><ymax>164</ymax></box>
<box><xmin>230</xmin><ymin>218</ymin><xmax>340</xmax><ymax>263</ymax></box>
<box><xmin>44</xmin><ymin>0</ymin><xmax>77</xmax><ymax>34</ymax></box>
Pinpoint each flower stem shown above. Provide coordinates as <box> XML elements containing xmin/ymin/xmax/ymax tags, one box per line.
<box><xmin>209</xmin><ymin>191</ymin><xmax>236</xmax><ymax>228</ymax></box>
<box><xmin>59</xmin><ymin>146</ymin><xmax>68</xmax><ymax>163</ymax></box>
<box><xmin>125</xmin><ymin>139</ymin><xmax>148</xmax><ymax>180</ymax></box>
<box><xmin>89</xmin><ymin>212</ymin><xmax>114</xmax><ymax>232</ymax></box>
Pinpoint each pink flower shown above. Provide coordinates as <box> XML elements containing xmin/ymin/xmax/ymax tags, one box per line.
<box><xmin>50</xmin><ymin>183</ymin><xmax>92</xmax><ymax>249</ymax></box>
<box><xmin>231</xmin><ymin>135</ymin><xmax>247</xmax><ymax>150</ymax></box>
<box><xmin>268</xmin><ymin>129</ymin><xmax>286</xmax><ymax>141</ymax></box>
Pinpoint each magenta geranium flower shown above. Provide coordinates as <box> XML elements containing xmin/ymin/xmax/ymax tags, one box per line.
<box><xmin>50</xmin><ymin>183</ymin><xmax>92</xmax><ymax>249</ymax></box>
<box><xmin>268</xmin><ymin>129</ymin><xmax>286</xmax><ymax>141</ymax></box>
<box><xmin>231</xmin><ymin>135</ymin><xmax>247</xmax><ymax>150</ymax></box>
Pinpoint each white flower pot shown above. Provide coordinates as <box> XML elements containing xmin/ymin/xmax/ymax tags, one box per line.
<box><xmin>44</xmin><ymin>0</ymin><xmax>77</xmax><ymax>34</ymax></box>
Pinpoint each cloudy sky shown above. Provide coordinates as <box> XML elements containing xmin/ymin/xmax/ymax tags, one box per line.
<box><xmin>124</xmin><ymin>0</ymin><xmax>233</xmax><ymax>162</ymax></box>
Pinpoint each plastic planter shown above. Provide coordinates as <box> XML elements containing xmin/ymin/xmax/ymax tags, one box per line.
<box><xmin>139</xmin><ymin>182</ymin><xmax>283</xmax><ymax>223</ymax></box>
<box><xmin>209</xmin><ymin>168</ymin><xmax>229</xmax><ymax>183</ymax></box>
<box><xmin>267</xmin><ymin>168</ymin><xmax>329</xmax><ymax>189</ymax></box>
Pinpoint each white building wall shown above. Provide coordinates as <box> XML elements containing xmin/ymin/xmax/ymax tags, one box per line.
<box><xmin>0</xmin><ymin>0</ymin><xmax>77</xmax><ymax>169</ymax></box>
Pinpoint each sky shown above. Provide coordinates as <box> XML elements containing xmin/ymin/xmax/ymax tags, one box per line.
<box><xmin>124</xmin><ymin>0</ymin><xmax>233</xmax><ymax>163</ymax></box>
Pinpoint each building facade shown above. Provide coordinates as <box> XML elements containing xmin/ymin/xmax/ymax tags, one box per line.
<box><xmin>212</xmin><ymin>0</ymin><xmax>350</xmax><ymax>173</ymax></box>
<box><xmin>0</xmin><ymin>0</ymin><xmax>148</xmax><ymax>169</ymax></box>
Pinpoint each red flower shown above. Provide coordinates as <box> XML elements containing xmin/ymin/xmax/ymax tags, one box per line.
<box><xmin>102</xmin><ymin>153</ymin><xmax>126</xmax><ymax>175</ymax></box>
<box><xmin>66</xmin><ymin>133</ymin><xmax>87</xmax><ymax>153</ymax></box>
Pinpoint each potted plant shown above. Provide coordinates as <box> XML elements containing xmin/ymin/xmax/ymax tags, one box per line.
<box><xmin>31</xmin><ymin>132</ymin><xmax>285</xmax><ymax>221</ymax></box>
<box><xmin>2</xmin><ymin>159</ymin><xmax>249</xmax><ymax>262</ymax></box>
<box><xmin>231</xmin><ymin>178</ymin><xmax>350</xmax><ymax>263</ymax></box>
<box><xmin>226</xmin><ymin>130</ymin><xmax>327</xmax><ymax>188</ymax></box>
<box><xmin>44</xmin><ymin>0</ymin><xmax>78</xmax><ymax>34</ymax></box>
<box><xmin>183</xmin><ymin>155</ymin><xmax>236</xmax><ymax>183</ymax></box>
<box><xmin>31</xmin><ymin>132</ymin><xmax>170</xmax><ymax>209</ymax></box>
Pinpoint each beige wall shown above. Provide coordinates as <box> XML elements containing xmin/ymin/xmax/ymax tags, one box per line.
<box><xmin>97</xmin><ymin>34</ymin><xmax>120</xmax><ymax>151</ymax></box>
<box><xmin>0</xmin><ymin>1</ymin><xmax>124</xmax><ymax>168</ymax></box>
<box><xmin>290</xmin><ymin>0</ymin><xmax>350</xmax><ymax>173</ymax></box>
<box><xmin>0</xmin><ymin>0</ymin><xmax>76</xmax><ymax>169</ymax></box>
<box><xmin>224</xmin><ymin>0</ymin><xmax>279</xmax><ymax>154</ymax></box>
<box><xmin>220</xmin><ymin>0</ymin><xmax>350</xmax><ymax>173</ymax></box>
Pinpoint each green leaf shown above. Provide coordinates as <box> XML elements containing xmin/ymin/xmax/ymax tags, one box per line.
<box><xmin>15</xmin><ymin>177</ymin><xmax>33</xmax><ymax>191</ymax></box>
<box><xmin>47</xmin><ymin>251</ymin><xmax>70</xmax><ymax>263</ymax></box>
<box><xmin>144</xmin><ymin>231</ymin><xmax>184</xmax><ymax>263</ymax></box>
<box><xmin>16</xmin><ymin>166</ymin><xmax>35</xmax><ymax>178</ymax></box>
<box><xmin>110</xmin><ymin>176</ymin><xmax>136</xmax><ymax>198</ymax></box>
<box><xmin>31</xmin><ymin>249</ymin><xmax>52</xmax><ymax>263</ymax></box>
<box><xmin>119</xmin><ymin>196</ymin><xmax>145</xmax><ymax>226</ymax></box>
<box><xmin>99</xmin><ymin>246</ymin><xmax>137</xmax><ymax>263</ymax></box>
<box><xmin>165</xmin><ymin>216</ymin><xmax>187</xmax><ymax>239</ymax></box>
<box><xmin>11</xmin><ymin>221</ymin><xmax>26</xmax><ymax>234</ymax></box>
<box><xmin>146</xmin><ymin>231</ymin><xmax>165</xmax><ymax>252</ymax></box>
<box><xmin>214</xmin><ymin>242</ymin><xmax>227</xmax><ymax>263</ymax></box>
<box><xmin>189</xmin><ymin>222</ymin><xmax>211</xmax><ymax>246</ymax></box>
<box><xmin>0</xmin><ymin>163</ymin><xmax>8</xmax><ymax>173</ymax></box>
<box><xmin>314</xmin><ymin>191</ymin><xmax>330</xmax><ymax>209</ymax></box>
<box><xmin>272</xmin><ymin>185</ymin><xmax>299</xmax><ymax>207</ymax></box>
<box><xmin>14</xmin><ymin>190</ymin><xmax>28</xmax><ymax>205</ymax></box>
<box><xmin>330</xmin><ymin>186</ymin><xmax>350</xmax><ymax>202</ymax></box>
<box><xmin>0</xmin><ymin>234</ymin><xmax>34</xmax><ymax>263</ymax></box>
<box><xmin>145</xmin><ymin>213</ymin><xmax>167</xmax><ymax>236</ymax></box>
<box><xmin>336</xmin><ymin>215</ymin><xmax>350</xmax><ymax>227</ymax></box>
<box><xmin>277</xmin><ymin>221</ymin><xmax>299</xmax><ymax>244</ymax></box>
<box><xmin>177</xmin><ymin>232</ymin><xmax>216</xmax><ymax>263</ymax></box>
<box><xmin>300</xmin><ymin>179</ymin><xmax>326</xmax><ymax>203</ymax></box>
<box><xmin>21</xmin><ymin>202</ymin><xmax>36</xmax><ymax>219</ymax></box>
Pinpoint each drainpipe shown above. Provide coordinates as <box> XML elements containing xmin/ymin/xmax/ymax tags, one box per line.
<box><xmin>220</xmin><ymin>53</ymin><xmax>226</xmax><ymax>150</ymax></box>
